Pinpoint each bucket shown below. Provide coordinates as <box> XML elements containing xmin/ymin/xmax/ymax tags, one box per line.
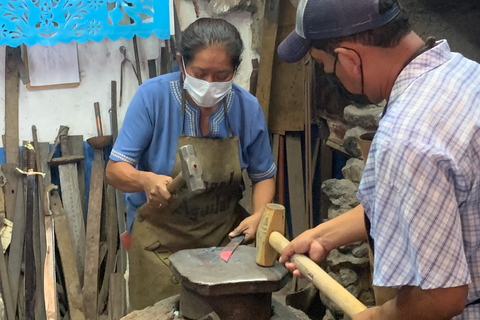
<box><xmin>357</xmin><ymin>132</ymin><xmax>375</xmax><ymax>164</ymax></box>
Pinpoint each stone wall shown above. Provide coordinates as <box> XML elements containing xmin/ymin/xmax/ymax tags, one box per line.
<box><xmin>319</xmin><ymin>163</ymin><xmax>376</xmax><ymax>320</ymax></box>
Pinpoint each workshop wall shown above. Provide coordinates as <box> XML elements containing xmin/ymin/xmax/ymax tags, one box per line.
<box><xmin>0</xmin><ymin>0</ymin><xmax>256</xmax><ymax>148</ymax></box>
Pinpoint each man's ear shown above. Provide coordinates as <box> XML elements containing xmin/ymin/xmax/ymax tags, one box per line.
<box><xmin>335</xmin><ymin>47</ymin><xmax>362</xmax><ymax>78</ymax></box>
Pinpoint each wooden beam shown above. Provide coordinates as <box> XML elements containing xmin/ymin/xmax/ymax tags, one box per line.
<box><xmin>83</xmin><ymin>160</ymin><xmax>105</xmax><ymax>320</ymax></box>
<box><xmin>50</xmin><ymin>191</ymin><xmax>85</xmax><ymax>320</ymax></box>
<box><xmin>4</xmin><ymin>46</ymin><xmax>20</xmax><ymax>221</ymax></box>
<box><xmin>286</xmin><ymin>133</ymin><xmax>307</xmax><ymax>238</ymax></box>
<box><xmin>255</xmin><ymin>0</ymin><xmax>280</xmax><ymax>123</ymax></box>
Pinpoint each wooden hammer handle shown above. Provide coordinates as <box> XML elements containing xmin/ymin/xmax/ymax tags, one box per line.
<box><xmin>269</xmin><ymin>231</ymin><xmax>367</xmax><ymax>318</ymax></box>
<box><xmin>166</xmin><ymin>172</ymin><xmax>185</xmax><ymax>194</ymax></box>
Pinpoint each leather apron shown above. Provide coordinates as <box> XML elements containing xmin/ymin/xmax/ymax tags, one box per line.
<box><xmin>129</xmin><ymin>97</ymin><xmax>244</xmax><ymax>310</ymax></box>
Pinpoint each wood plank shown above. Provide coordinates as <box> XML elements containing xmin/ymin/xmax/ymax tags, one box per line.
<box><xmin>268</xmin><ymin>0</ymin><xmax>305</xmax><ymax>133</ymax></box>
<box><xmin>44</xmin><ymin>186</ymin><xmax>58</xmax><ymax>320</ymax></box>
<box><xmin>68</xmin><ymin>135</ymin><xmax>86</xmax><ymax>218</ymax></box>
<box><xmin>304</xmin><ymin>59</ymin><xmax>313</xmax><ymax>229</ymax></box>
<box><xmin>58</xmin><ymin>162</ymin><xmax>86</xmax><ymax>283</ymax></box>
<box><xmin>319</xmin><ymin>123</ymin><xmax>333</xmax><ymax>223</ymax></box>
<box><xmin>97</xmin><ymin>185</ymin><xmax>118</xmax><ymax>315</ymax></box>
<box><xmin>272</xmin><ymin>134</ymin><xmax>280</xmax><ymax>167</ymax></box>
<box><xmin>7</xmin><ymin>177</ymin><xmax>25</xmax><ymax>313</ymax></box>
<box><xmin>115</xmin><ymin>189</ymin><xmax>127</xmax><ymax>277</ymax></box>
<box><xmin>4</xmin><ymin>47</ymin><xmax>20</xmax><ymax>221</ymax></box>
<box><xmin>255</xmin><ymin>0</ymin><xmax>279</xmax><ymax>123</ymax></box>
<box><xmin>286</xmin><ymin>133</ymin><xmax>307</xmax><ymax>238</ymax></box>
<box><xmin>110</xmin><ymin>82</ymin><xmax>127</xmax><ymax>293</ymax></box>
<box><xmin>0</xmin><ymin>228</ymin><xmax>15</xmax><ymax>320</ymax></box>
<box><xmin>83</xmin><ymin>160</ymin><xmax>104</xmax><ymax>320</ymax></box>
<box><xmin>50</xmin><ymin>191</ymin><xmax>85</xmax><ymax>320</ymax></box>
<box><xmin>2</xmin><ymin>164</ymin><xmax>18</xmax><ymax>224</ymax></box>
<box><xmin>108</xmin><ymin>273</ymin><xmax>125</xmax><ymax>320</ymax></box>
<box><xmin>25</xmin><ymin>174</ymin><xmax>37</xmax><ymax>320</ymax></box>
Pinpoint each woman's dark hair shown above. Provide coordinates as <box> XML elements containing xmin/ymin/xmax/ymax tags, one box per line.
<box><xmin>180</xmin><ymin>18</ymin><xmax>244</xmax><ymax>69</ymax></box>
<box><xmin>311</xmin><ymin>0</ymin><xmax>412</xmax><ymax>54</ymax></box>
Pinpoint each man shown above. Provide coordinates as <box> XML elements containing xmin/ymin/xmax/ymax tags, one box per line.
<box><xmin>277</xmin><ymin>0</ymin><xmax>480</xmax><ymax>319</ymax></box>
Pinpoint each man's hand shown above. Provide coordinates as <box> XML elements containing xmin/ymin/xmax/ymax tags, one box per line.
<box><xmin>228</xmin><ymin>212</ymin><xmax>263</xmax><ymax>243</ymax></box>
<box><xmin>279</xmin><ymin>228</ymin><xmax>330</xmax><ymax>277</ymax></box>
<box><xmin>352</xmin><ymin>307</ymin><xmax>381</xmax><ymax>320</ymax></box>
<box><xmin>141</xmin><ymin>172</ymin><xmax>173</xmax><ymax>208</ymax></box>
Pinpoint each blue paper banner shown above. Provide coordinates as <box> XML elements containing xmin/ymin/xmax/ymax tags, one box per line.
<box><xmin>0</xmin><ymin>0</ymin><xmax>170</xmax><ymax>46</ymax></box>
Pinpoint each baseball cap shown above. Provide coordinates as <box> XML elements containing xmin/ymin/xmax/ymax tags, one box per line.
<box><xmin>278</xmin><ymin>0</ymin><xmax>401</xmax><ymax>63</ymax></box>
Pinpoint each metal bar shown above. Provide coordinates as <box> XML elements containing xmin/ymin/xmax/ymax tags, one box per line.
<box><xmin>25</xmin><ymin>172</ymin><xmax>37</xmax><ymax>320</ymax></box>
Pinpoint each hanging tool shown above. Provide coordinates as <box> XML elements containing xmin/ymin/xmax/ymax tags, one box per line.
<box><xmin>256</xmin><ymin>203</ymin><xmax>367</xmax><ymax>318</ymax></box>
<box><xmin>220</xmin><ymin>235</ymin><xmax>245</xmax><ymax>263</ymax></box>
<box><xmin>119</xmin><ymin>46</ymin><xmax>141</xmax><ymax>107</ymax></box>
<box><xmin>132</xmin><ymin>35</ymin><xmax>143</xmax><ymax>85</ymax></box>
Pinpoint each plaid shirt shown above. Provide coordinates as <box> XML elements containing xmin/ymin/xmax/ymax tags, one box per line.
<box><xmin>357</xmin><ymin>40</ymin><xmax>480</xmax><ymax>319</ymax></box>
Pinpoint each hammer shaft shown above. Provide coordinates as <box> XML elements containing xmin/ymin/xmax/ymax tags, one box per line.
<box><xmin>269</xmin><ymin>231</ymin><xmax>367</xmax><ymax>318</ymax></box>
<box><xmin>136</xmin><ymin>172</ymin><xmax>186</xmax><ymax>222</ymax></box>
<box><xmin>166</xmin><ymin>172</ymin><xmax>185</xmax><ymax>194</ymax></box>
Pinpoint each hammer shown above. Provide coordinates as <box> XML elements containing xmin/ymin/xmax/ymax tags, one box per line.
<box><xmin>137</xmin><ymin>144</ymin><xmax>205</xmax><ymax>222</ymax></box>
<box><xmin>256</xmin><ymin>203</ymin><xmax>367</xmax><ymax>319</ymax></box>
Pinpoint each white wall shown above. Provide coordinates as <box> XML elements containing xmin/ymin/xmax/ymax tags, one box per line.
<box><xmin>0</xmin><ymin>2</ymin><xmax>255</xmax><ymax>146</ymax></box>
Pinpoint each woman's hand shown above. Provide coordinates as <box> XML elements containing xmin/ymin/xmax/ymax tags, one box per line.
<box><xmin>140</xmin><ymin>172</ymin><xmax>173</xmax><ymax>208</ymax></box>
<box><xmin>228</xmin><ymin>212</ymin><xmax>263</xmax><ymax>243</ymax></box>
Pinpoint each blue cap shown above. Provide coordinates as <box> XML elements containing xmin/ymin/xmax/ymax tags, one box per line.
<box><xmin>278</xmin><ymin>0</ymin><xmax>401</xmax><ymax>63</ymax></box>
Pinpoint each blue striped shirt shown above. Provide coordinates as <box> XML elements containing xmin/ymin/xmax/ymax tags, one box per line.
<box><xmin>357</xmin><ymin>40</ymin><xmax>480</xmax><ymax>319</ymax></box>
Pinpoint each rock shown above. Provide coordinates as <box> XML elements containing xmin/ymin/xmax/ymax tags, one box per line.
<box><xmin>338</xmin><ymin>268</ymin><xmax>358</xmax><ymax>287</ymax></box>
<box><xmin>322</xmin><ymin>308</ymin><xmax>337</xmax><ymax>320</ymax></box>
<box><xmin>351</xmin><ymin>242</ymin><xmax>370</xmax><ymax>259</ymax></box>
<box><xmin>343</xmin><ymin>104</ymin><xmax>383</xmax><ymax>129</ymax></box>
<box><xmin>343</xmin><ymin>126</ymin><xmax>370</xmax><ymax>158</ymax></box>
<box><xmin>321</xmin><ymin>179</ymin><xmax>359</xmax><ymax>209</ymax></box>
<box><xmin>326</xmin><ymin>249</ymin><xmax>370</xmax><ymax>267</ymax></box>
<box><xmin>341</xmin><ymin>158</ymin><xmax>364</xmax><ymax>184</ymax></box>
<box><xmin>327</xmin><ymin>207</ymin><xmax>351</xmax><ymax>220</ymax></box>
<box><xmin>206</xmin><ymin>0</ymin><xmax>253</xmax><ymax>15</ymax></box>
<box><xmin>359</xmin><ymin>290</ymin><xmax>376</xmax><ymax>307</ymax></box>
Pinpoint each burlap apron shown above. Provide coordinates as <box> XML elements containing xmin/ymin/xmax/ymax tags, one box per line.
<box><xmin>129</xmin><ymin>102</ymin><xmax>244</xmax><ymax>310</ymax></box>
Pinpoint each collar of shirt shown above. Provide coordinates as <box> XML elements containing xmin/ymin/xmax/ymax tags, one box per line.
<box><xmin>388</xmin><ymin>40</ymin><xmax>453</xmax><ymax>114</ymax></box>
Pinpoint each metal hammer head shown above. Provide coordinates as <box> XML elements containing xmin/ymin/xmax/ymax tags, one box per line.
<box><xmin>256</xmin><ymin>203</ymin><xmax>286</xmax><ymax>267</ymax></box>
<box><xmin>179</xmin><ymin>145</ymin><xmax>205</xmax><ymax>194</ymax></box>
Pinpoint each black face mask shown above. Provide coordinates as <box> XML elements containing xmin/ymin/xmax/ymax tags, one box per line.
<box><xmin>325</xmin><ymin>48</ymin><xmax>374</xmax><ymax>105</ymax></box>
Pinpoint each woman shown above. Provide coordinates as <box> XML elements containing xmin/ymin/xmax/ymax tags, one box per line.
<box><xmin>106</xmin><ymin>18</ymin><xmax>276</xmax><ymax>310</ymax></box>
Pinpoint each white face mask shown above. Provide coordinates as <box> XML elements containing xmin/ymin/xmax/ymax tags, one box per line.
<box><xmin>182</xmin><ymin>60</ymin><xmax>233</xmax><ymax>108</ymax></box>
